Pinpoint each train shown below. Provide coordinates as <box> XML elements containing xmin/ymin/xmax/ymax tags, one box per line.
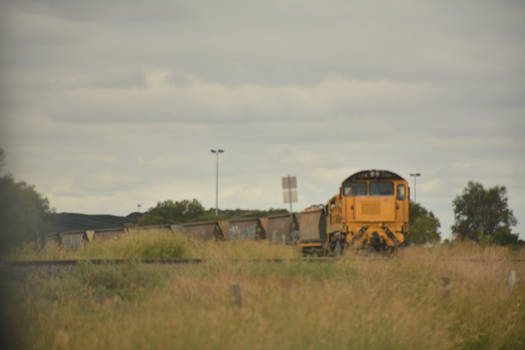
<box><xmin>297</xmin><ymin>169</ymin><xmax>409</xmax><ymax>254</ymax></box>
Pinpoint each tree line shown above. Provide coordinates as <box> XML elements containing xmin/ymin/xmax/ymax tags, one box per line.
<box><xmin>0</xmin><ymin>147</ymin><xmax>521</xmax><ymax>250</ymax></box>
<box><xmin>136</xmin><ymin>199</ymin><xmax>288</xmax><ymax>226</ymax></box>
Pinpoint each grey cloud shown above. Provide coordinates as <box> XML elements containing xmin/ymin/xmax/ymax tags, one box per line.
<box><xmin>1</xmin><ymin>1</ymin><xmax>524</xmax><ymax>238</ymax></box>
<box><xmin>65</xmin><ymin>70</ymin><xmax>148</xmax><ymax>89</ymax></box>
<box><xmin>3</xmin><ymin>0</ymin><xmax>524</xmax><ymax>85</ymax></box>
<box><xmin>4</xmin><ymin>0</ymin><xmax>189</xmax><ymax>23</ymax></box>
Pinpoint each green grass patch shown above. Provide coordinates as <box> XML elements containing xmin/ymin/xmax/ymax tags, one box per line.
<box><xmin>76</xmin><ymin>262</ymin><xmax>167</xmax><ymax>297</ymax></box>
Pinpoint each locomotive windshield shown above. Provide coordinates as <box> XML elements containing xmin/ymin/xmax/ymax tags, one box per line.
<box><xmin>343</xmin><ymin>182</ymin><xmax>367</xmax><ymax>196</ymax></box>
<box><xmin>370</xmin><ymin>182</ymin><xmax>394</xmax><ymax>196</ymax></box>
<box><xmin>343</xmin><ymin>181</ymin><xmax>396</xmax><ymax>196</ymax></box>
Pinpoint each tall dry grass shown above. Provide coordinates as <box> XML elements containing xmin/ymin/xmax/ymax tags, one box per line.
<box><xmin>3</xmin><ymin>240</ymin><xmax>524</xmax><ymax>349</ymax></box>
<box><xmin>5</xmin><ymin>228</ymin><xmax>299</xmax><ymax>261</ymax></box>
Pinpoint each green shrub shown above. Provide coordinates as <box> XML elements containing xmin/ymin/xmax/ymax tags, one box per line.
<box><xmin>136</xmin><ymin>237</ymin><xmax>185</xmax><ymax>259</ymax></box>
<box><xmin>76</xmin><ymin>262</ymin><xmax>167</xmax><ymax>298</ymax></box>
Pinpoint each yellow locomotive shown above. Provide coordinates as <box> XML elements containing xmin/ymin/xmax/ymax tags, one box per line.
<box><xmin>298</xmin><ymin>169</ymin><xmax>409</xmax><ymax>254</ymax></box>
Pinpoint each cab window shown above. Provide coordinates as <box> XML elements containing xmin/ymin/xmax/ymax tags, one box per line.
<box><xmin>370</xmin><ymin>182</ymin><xmax>394</xmax><ymax>196</ymax></box>
<box><xmin>343</xmin><ymin>182</ymin><xmax>367</xmax><ymax>196</ymax></box>
<box><xmin>397</xmin><ymin>184</ymin><xmax>406</xmax><ymax>200</ymax></box>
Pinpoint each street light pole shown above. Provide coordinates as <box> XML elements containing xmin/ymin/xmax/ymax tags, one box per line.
<box><xmin>409</xmin><ymin>173</ymin><xmax>421</xmax><ymax>203</ymax></box>
<box><xmin>210</xmin><ymin>149</ymin><xmax>224</xmax><ymax>216</ymax></box>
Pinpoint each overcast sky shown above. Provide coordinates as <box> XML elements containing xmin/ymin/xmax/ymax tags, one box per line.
<box><xmin>1</xmin><ymin>0</ymin><xmax>524</xmax><ymax>239</ymax></box>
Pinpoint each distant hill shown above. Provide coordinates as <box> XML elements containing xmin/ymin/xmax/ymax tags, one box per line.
<box><xmin>48</xmin><ymin>212</ymin><xmax>143</xmax><ymax>233</ymax></box>
<box><xmin>48</xmin><ymin>208</ymin><xmax>289</xmax><ymax>234</ymax></box>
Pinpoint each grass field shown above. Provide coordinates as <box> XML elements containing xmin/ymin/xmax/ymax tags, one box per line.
<box><xmin>3</xmin><ymin>230</ymin><xmax>525</xmax><ymax>349</ymax></box>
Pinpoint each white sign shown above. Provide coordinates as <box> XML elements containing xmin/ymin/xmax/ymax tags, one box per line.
<box><xmin>282</xmin><ymin>176</ymin><xmax>298</xmax><ymax>203</ymax></box>
<box><xmin>283</xmin><ymin>189</ymin><xmax>298</xmax><ymax>203</ymax></box>
<box><xmin>282</xmin><ymin>176</ymin><xmax>297</xmax><ymax>190</ymax></box>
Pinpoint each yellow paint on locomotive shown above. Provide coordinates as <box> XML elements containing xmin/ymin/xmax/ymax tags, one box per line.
<box><xmin>298</xmin><ymin>170</ymin><xmax>409</xmax><ymax>253</ymax></box>
<box><xmin>326</xmin><ymin>194</ymin><xmax>343</xmax><ymax>235</ymax></box>
<box><xmin>328</xmin><ymin>170</ymin><xmax>409</xmax><ymax>251</ymax></box>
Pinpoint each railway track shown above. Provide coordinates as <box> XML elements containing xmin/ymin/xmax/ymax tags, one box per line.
<box><xmin>0</xmin><ymin>258</ymin><xmax>338</xmax><ymax>267</ymax></box>
<box><xmin>1</xmin><ymin>257</ymin><xmax>524</xmax><ymax>268</ymax></box>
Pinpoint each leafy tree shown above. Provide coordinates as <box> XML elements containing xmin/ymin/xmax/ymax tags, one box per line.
<box><xmin>0</xmin><ymin>178</ymin><xmax>53</xmax><ymax>251</ymax></box>
<box><xmin>405</xmin><ymin>201</ymin><xmax>441</xmax><ymax>244</ymax></box>
<box><xmin>207</xmin><ymin>207</ymin><xmax>288</xmax><ymax>220</ymax></box>
<box><xmin>0</xmin><ymin>149</ymin><xmax>54</xmax><ymax>251</ymax></box>
<box><xmin>451</xmin><ymin>181</ymin><xmax>518</xmax><ymax>244</ymax></box>
<box><xmin>0</xmin><ymin>148</ymin><xmax>5</xmax><ymax>171</ymax></box>
<box><xmin>138</xmin><ymin>198</ymin><xmax>289</xmax><ymax>225</ymax></box>
<box><xmin>138</xmin><ymin>199</ymin><xmax>206</xmax><ymax>225</ymax></box>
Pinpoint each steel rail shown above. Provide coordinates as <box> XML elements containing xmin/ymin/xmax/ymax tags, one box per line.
<box><xmin>1</xmin><ymin>257</ymin><xmax>524</xmax><ymax>267</ymax></box>
<box><xmin>1</xmin><ymin>258</ymin><xmax>337</xmax><ymax>267</ymax></box>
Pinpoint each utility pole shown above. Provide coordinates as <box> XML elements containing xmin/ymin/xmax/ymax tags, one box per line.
<box><xmin>211</xmin><ymin>149</ymin><xmax>224</xmax><ymax>216</ymax></box>
<box><xmin>409</xmin><ymin>173</ymin><xmax>421</xmax><ymax>203</ymax></box>
<box><xmin>282</xmin><ymin>175</ymin><xmax>298</xmax><ymax>244</ymax></box>
<box><xmin>286</xmin><ymin>175</ymin><xmax>294</xmax><ymax>229</ymax></box>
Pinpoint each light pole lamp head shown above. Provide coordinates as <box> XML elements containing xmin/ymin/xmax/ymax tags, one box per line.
<box><xmin>410</xmin><ymin>173</ymin><xmax>421</xmax><ymax>177</ymax></box>
<box><xmin>218</xmin><ymin>149</ymin><xmax>224</xmax><ymax>153</ymax></box>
